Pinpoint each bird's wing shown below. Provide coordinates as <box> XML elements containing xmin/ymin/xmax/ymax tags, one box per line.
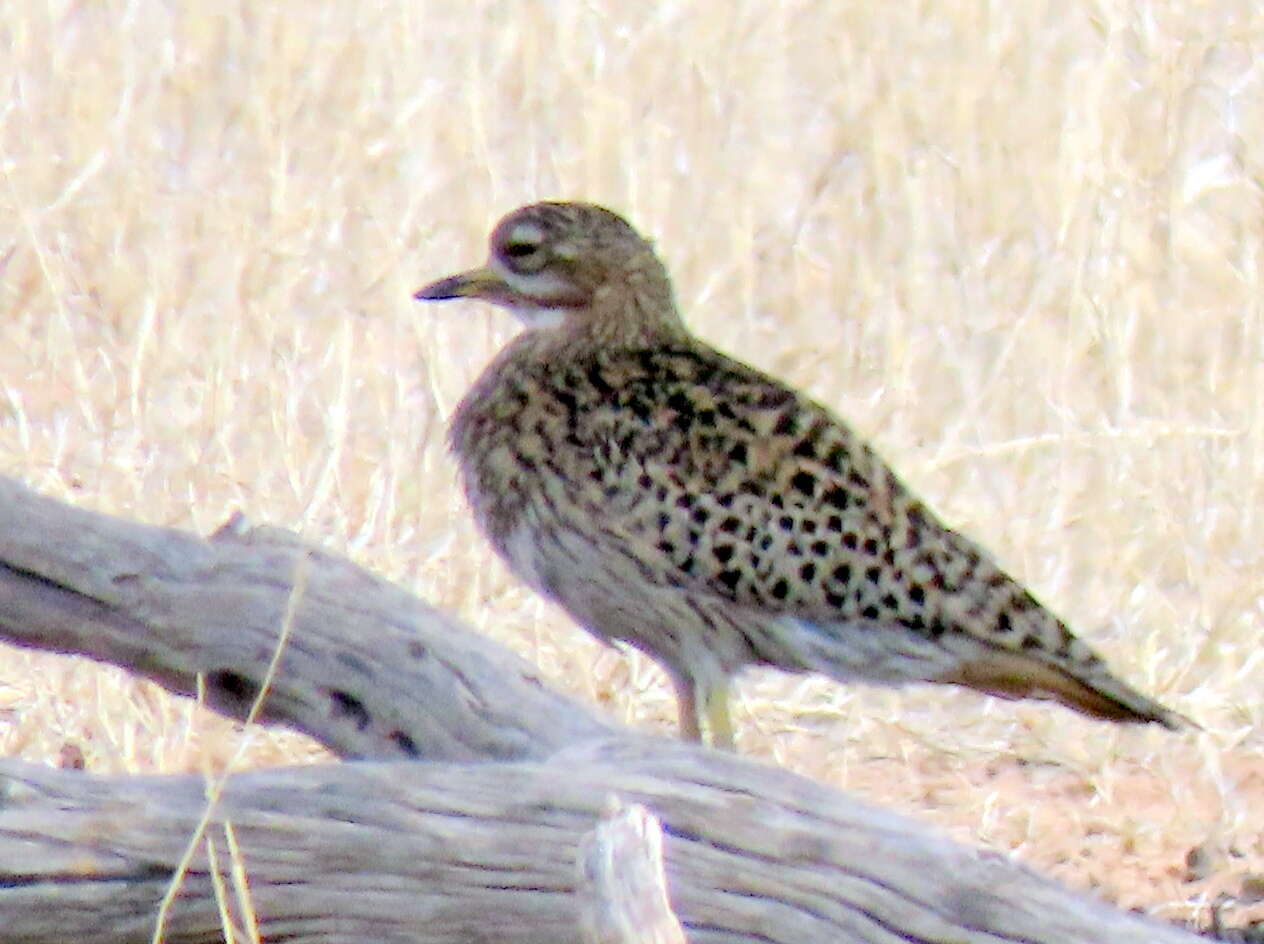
<box><xmin>560</xmin><ymin>345</ymin><xmax>1099</xmax><ymax>662</ymax></box>
<box><xmin>569</xmin><ymin>346</ymin><xmax>963</xmax><ymax>621</ymax></box>
<box><xmin>531</xmin><ymin>344</ymin><xmax>1187</xmax><ymax>728</ymax></box>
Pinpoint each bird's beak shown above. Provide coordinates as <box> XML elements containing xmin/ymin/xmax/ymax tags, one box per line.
<box><xmin>413</xmin><ymin>266</ymin><xmax>508</xmax><ymax>302</ymax></box>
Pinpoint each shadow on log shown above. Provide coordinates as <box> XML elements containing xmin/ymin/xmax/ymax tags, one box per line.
<box><xmin>0</xmin><ymin>476</ymin><xmax>1203</xmax><ymax>943</ymax></box>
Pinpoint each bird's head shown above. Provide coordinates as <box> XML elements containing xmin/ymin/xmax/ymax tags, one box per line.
<box><xmin>415</xmin><ymin>202</ymin><xmax>682</xmax><ymax>339</ymax></box>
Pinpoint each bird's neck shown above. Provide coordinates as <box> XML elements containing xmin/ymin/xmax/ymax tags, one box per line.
<box><xmin>563</xmin><ymin>270</ymin><xmax>690</xmax><ymax>349</ymax></box>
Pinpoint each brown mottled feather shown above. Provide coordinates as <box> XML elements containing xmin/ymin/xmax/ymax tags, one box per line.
<box><xmin>417</xmin><ymin>201</ymin><xmax>1190</xmax><ymax>746</ymax></box>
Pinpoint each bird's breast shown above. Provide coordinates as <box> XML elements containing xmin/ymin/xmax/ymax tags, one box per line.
<box><xmin>449</xmin><ymin>342</ymin><xmax>595</xmax><ymax>547</ymax></box>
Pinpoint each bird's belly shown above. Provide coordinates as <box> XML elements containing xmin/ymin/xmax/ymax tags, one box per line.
<box><xmin>774</xmin><ymin>615</ymin><xmax>964</xmax><ymax>684</ymax></box>
<box><xmin>480</xmin><ymin>482</ymin><xmax>969</xmax><ymax>691</ymax></box>
<box><xmin>498</xmin><ymin>518</ymin><xmax>762</xmax><ymax>682</ymax></box>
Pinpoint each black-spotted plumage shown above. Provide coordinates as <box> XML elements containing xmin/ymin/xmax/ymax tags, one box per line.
<box><xmin>417</xmin><ymin>201</ymin><xmax>1190</xmax><ymax>747</ymax></box>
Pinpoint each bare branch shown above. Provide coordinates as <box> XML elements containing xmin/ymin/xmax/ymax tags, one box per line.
<box><xmin>0</xmin><ymin>476</ymin><xmax>611</xmax><ymax>761</ymax></box>
<box><xmin>0</xmin><ymin>744</ymin><xmax>1205</xmax><ymax>944</ymax></box>
<box><xmin>579</xmin><ymin>800</ymin><xmax>686</xmax><ymax>944</ymax></box>
<box><xmin>0</xmin><ymin>478</ymin><xmax>1205</xmax><ymax>943</ymax></box>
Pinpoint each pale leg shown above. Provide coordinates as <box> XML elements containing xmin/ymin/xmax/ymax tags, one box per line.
<box><xmin>702</xmin><ymin>682</ymin><xmax>735</xmax><ymax>751</ymax></box>
<box><xmin>672</xmin><ymin>673</ymin><xmax>702</xmax><ymax>742</ymax></box>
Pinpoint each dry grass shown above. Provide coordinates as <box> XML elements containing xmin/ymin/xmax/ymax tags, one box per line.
<box><xmin>2</xmin><ymin>0</ymin><xmax>1263</xmax><ymax>930</ymax></box>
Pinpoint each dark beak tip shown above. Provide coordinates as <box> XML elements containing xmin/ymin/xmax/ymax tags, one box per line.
<box><xmin>414</xmin><ymin>270</ymin><xmax>485</xmax><ymax>302</ymax></box>
<box><xmin>413</xmin><ymin>282</ymin><xmax>451</xmax><ymax>302</ymax></box>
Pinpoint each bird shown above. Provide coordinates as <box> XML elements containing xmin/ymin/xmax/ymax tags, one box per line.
<box><xmin>414</xmin><ymin>201</ymin><xmax>1190</xmax><ymax>748</ymax></box>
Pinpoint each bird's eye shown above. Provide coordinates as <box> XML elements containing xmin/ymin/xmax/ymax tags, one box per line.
<box><xmin>503</xmin><ymin>240</ymin><xmax>539</xmax><ymax>259</ymax></box>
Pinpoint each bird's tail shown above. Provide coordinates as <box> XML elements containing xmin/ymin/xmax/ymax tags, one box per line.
<box><xmin>939</xmin><ymin>650</ymin><xmax>1195</xmax><ymax>731</ymax></box>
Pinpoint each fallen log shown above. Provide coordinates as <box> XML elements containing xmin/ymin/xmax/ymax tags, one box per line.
<box><xmin>0</xmin><ymin>477</ymin><xmax>610</xmax><ymax>761</ymax></box>
<box><xmin>0</xmin><ymin>476</ymin><xmax>1202</xmax><ymax>943</ymax></box>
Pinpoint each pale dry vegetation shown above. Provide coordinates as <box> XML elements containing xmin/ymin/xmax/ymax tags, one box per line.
<box><xmin>1</xmin><ymin>0</ymin><xmax>1262</xmax><ymax>931</ymax></box>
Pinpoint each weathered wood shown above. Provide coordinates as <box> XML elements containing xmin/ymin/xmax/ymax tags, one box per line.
<box><xmin>0</xmin><ymin>476</ymin><xmax>1204</xmax><ymax>943</ymax></box>
<box><xmin>0</xmin><ymin>747</ymin><xmax>1202</xmax><ymax>944</ymax></box>
<box><xmin>0</xmin><ymin>476</ymin><xmax>611</xmax><ymax>761</ymax></box>
<box><xmin>579</xmin><ymin>801</ymin><xmax>686</xmax><ymax>944</ymax></box>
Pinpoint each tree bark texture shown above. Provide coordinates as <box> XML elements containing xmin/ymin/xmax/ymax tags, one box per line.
<box><xmin>0</xmin><ymin>477</ymin><xmax>611</xmax><ymax>762</ymax></box>
<box><xmin>578</xmin><ymin>802</ymin><xmax>687</xmax><ymax>944</ymax></box>
<box><xmin>0</xmin><ymin>477</ymin><xmax>1202</xmax><ymax>943</ymax></box>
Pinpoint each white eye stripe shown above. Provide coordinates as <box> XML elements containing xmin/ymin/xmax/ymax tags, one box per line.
<box><xmin>490</xmin><ymin>259</ymin><xmax>575</xmax><ymax>301</ymax></box>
